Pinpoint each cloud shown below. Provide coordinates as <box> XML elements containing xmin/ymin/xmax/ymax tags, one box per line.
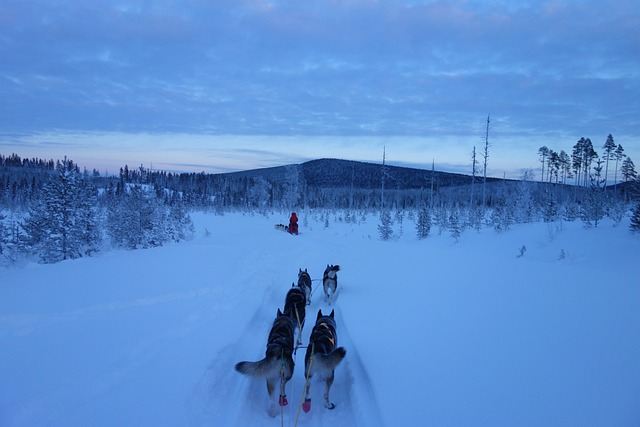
<box><xmin>1</xmin><ymin>0</ymin><xmax>638</xmax><ymax>178</ymax></box>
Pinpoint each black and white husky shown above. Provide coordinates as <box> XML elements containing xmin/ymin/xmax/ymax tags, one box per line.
<box><xmin>284</xmin><ymin>284</ymin><xmax>306</xmax><ymax>345</ymax></box>
<box><xmin>297</xmin><ymin>268</ymin><xmax>312</xmax><ymax>305</ymax></box>
<box><xmin>322</xmin><ymin>264</ymin><xmax>340</xmax><ymax>304</ymax></box>
<box><xmin>235</xmin><ymin>309</ymin><xmax>296</xmax><ymax>410</ymax></box>
<box><xmin>302</xmin><ymin>309</ymin><xmax>346</xmax><ymax>413</ymax></box>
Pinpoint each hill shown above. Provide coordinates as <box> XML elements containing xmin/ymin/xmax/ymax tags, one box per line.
<box><xmin>223</xmin><ymin>158</ymin><xmax>502</xmax><ymax>190</ymax></box>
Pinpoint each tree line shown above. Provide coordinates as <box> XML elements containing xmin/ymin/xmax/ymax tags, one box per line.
<box><xmin>1</xmin><ymin>142</ymin><xmax>639</xmax><ymax>264</ymax></box>
<box><xmin>1</xmin><ymin>157</ymin><xmax>194</xmax><ymax>265</ymax></box>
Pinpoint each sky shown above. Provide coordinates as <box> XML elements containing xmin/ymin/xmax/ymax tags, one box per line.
<box><xmin>1</xmin><ymin>0</ymin><xmax>639</xmax><ymax>178</ymax></box>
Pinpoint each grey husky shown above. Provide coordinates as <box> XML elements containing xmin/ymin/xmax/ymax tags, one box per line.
<box><xmin>297</xmin><ymin>268</ymin><xmax>313</xmax><ymax>305</ymax></box>
<box><xmin>284</xmin><ymin>283</ymin><xmax>306</xmax><ymax>345</ymax></box>
<box><xmin>235</xmin><ymin>309</ymin><xmax>295</xmax><ymax>410</ymax></box>
<box><xmin>302</xmin><ymin>309</ymin><xmax>346</xmax><ymax>413</ymax></box>
<box><xmin>322</xmin><ymin>264</ymin><xmax>340</xmax><ymax>304</ymax></box>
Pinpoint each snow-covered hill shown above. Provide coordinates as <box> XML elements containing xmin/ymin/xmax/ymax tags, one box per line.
<box><xmin>1</xmin><ymin>212</ymin><xmax>639</xmax><ymax>426</ymax></box>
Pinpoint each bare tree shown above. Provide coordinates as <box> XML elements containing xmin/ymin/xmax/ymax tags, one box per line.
<box><xmin>482</xmin><ymin>114</ymin><xmax>490</xmax><ymax>207</ymax></box>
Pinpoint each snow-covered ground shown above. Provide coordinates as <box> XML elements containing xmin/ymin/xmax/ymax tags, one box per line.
<box><xmin>1</xmin><ymin>211</ymin><xmax>639</xmax><ymax>427</ymax></box>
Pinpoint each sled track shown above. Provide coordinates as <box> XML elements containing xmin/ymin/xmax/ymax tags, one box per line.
<box><xmin>190</xmin><ymin>282</ymin><xmax>383</xmax><ymax>427</ymax></box>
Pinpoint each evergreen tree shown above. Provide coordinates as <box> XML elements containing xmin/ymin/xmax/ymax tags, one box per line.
<box><xmin>378</xmin><ymin>209</ymin><xmax>393</xmax><ymax>241</ymax></box>
<box><xmin>21</xmin><ymin>159</ymin><xmax>98</xmax><ymax>263</ymax></box>
<box><xmin>538</xmin><ymin>146</ymin><xmax>550</xmax><ymax>183</ymax></box>
<box><xmin>621</xmin><ymin>157</ymin><xmax>637</xmax><ymax>182</ymax></box>
<box><xmin>449</xmin><ymin>208</ymin><xmax>461</xmax><ymax>242</ymax></box>
<box><xmin>580</xmin><ymin>159</ymin><xmax>606</xmax><ymax>227</ymax></box>
<box><xmin>394</xmin><ymin>209</ymin><xmax>404</xmax><ymax>237</ymax></box>
<box><xmin>490</xmin><ymin>198</ymin><xmax>513</xmax><ymax>232</ymax></box>
<box><xmin>416</xmin><ymin>205</ymin><xmax>431</xmax><ymax>239</ymax></box>
<box><xmin>630</xmin><ymin>202</ymin><xmax>640</xmax><ymax>232</ymax></box>
<box><xmin>613</xmin><ymin>144</ymin><xmax>625</xmax><ymax>191</ymax></box>
<box><xmin>603</xmin><ymin>134</ymin><xmax>616</xmax><ymax>186</ymax></box>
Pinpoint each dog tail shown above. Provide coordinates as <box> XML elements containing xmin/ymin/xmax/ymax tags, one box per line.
<box><xmin>314</xmin><ymin>347</ymin><xmax>346</xmax><ymax>371</ymax></box>
<box><xmin>235</xmin><ymin>355</ymin><xmax>280</xmax><ymax>378</ymax></box>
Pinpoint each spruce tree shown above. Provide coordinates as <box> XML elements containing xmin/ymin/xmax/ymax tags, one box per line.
<box><xmin>630</xmin><ymin>202</ymin><xmax>640</xmax><ymax>232</ymax></box>
<box><xmin>416</xmin><ymin>205</ymin><xmax>431</xmax><ymax>239</ymax></box>
<box><xmin>378</xmin><ymin>209</ymin><xmax>393</xmax><ymax>241</ymax></box>
<box><xmin>581</xmin><ymin>159</ymin><xmax>606</xmax><ymax>227</ymax></box>
<box><xmin>449</xmin><ymin>209</ymin><xmax>461</xmax><ymax>242</ymax></box>
<box><xmin>21</xmin><ymin>159</ymin><xmax>98</xmax><ymax>263</ymax></box>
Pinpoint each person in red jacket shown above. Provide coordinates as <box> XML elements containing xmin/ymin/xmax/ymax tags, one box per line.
<box><xmin>288</xmin><ymin>212</ymin><xmax>299</xmax><ymax>235</ymax></box>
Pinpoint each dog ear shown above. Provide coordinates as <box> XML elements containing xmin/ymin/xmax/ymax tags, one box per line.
<box><xmin>291</xmin><ymin>282</ymin><xmax>295</xmax><ymax>287</ymax></box>
<box><xmin>317</xmin><ymin>309</ymin><xmax>323</xmax><ymax>320</ymax></box>
<box><xmin>278</xmin><ymin>308</ymin><xmax>283</xmax><ymax>316</ymax></box>
<box><xmin>329</xmin><ymin>309</ymin><xmax>335</xmax><ymax>318</ymax></box>
<box><xmin>299</xmin><ymin>268</ymin><xmax>302</xmax><ymax>273</ymax></box>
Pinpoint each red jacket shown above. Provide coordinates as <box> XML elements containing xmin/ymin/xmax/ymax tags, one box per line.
<box><xmin>289</xmin><ymin>213</ymin><xmax>298</xmax><ymax>224</ymax></box>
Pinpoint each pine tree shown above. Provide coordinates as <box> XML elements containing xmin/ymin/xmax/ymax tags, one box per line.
<box><xmin>581</xmin><ymin>159</ymin><xmax>606</xmax><ymax>227</ymax></box>
<box><xmin>416</xmin><ymin>205</ymin><xmax>431</xmax><ymax>239</ymax></box>
<box><xmin>630</xmin><ymin>202</ymin><xmax>640</xmax><ymax>232</ymax></box>
<box><xmin>21</xmin><ymin>159</ymin><xmax>99</xmax><ymax>263</ymax></box>
<box><xmin>378</xmin><ymin>209</ymin><xmax>393</xmax><ymax>241</ymax></box>
<box><xmin>621</xmin><ymin>157</ymin><xmax>637</xmax><ymax>182</ymax></box>
<box><xmin>538</xmin><ymin>146</ymin><xmax>550</xmax><ymax>183</ymax></box>
<box><xmin>449</xmin><ymin>209</ymin><xmax>461</xmax><ymax>242</ymax></box>
<box><xmin>603</xmin><ymin>134</ymin><xmax>616</xmax><ymax>186</ymax></box>
<box><xmin>613</xmin><ymin>144</ymin><xmax>625</xmax><ymax>192</ymax></box>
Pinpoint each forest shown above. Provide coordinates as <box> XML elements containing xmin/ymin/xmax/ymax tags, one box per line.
<box><xmin>1</xmin><ymin>135</ymin><xmax>639</xmax><ymax>266</ymax></box>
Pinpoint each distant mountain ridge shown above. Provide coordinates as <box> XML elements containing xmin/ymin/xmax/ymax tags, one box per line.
<box><xmin>224</xmin><ymin>158</ymin><xmax>501</xmax><ymax>190</ymax></box>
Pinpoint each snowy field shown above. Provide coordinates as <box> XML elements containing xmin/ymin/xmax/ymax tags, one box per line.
<box><xmin>1</xmin><ymin>211</ymin><xmax>639</xmax><ymax>427</ymax></box>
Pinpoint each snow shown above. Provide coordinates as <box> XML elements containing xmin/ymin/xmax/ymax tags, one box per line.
<box><xmin>1</xmin><ymin>212</ymin><xmax>639</xmax><ymax>427</ymax></box>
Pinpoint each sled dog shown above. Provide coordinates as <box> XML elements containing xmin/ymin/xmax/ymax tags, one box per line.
<box><xmin>284</xmin><ymin>284</ymin><xmax>307</xmax><ymax>344</ymax></box>
<box><xmin>274</xmin><ymin>224</ymin><xmax>288</xmax><ymax>232</ymax></box>
<box><xmin>302</xmin><ymin>309</ymin><xmax>346</xmax><ymax>412</ymax></box>
<box><xmin>297</xmin><ymin>268</ymin><xmax>313</xmax><ymax>305</ymax></box>
<box><xmin>235</xmin><ymin>309</ymin><xmax>295</xmax><ymax>409</ymax></box>
<box><xmin>322</xmin><ymin>264</ymin><xmax>340</xmax><ymax>304</ymax></box>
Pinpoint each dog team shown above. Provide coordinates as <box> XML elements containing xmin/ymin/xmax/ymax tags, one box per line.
<box><xmin>235</xmin><ymin>264</ymin><xmax>346</xmax><ymax>415</ymax></box>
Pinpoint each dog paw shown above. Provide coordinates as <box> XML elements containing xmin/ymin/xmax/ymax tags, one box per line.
<box><xmin>324</xmin><ymin>402</ymin><xmax>336</xmax><ymax>410</ymax></box>
<box><xmin>302</xmin><ymin>399</ymin><xmax>311</xmax><ymax>413</ymax></box>
<box><xmin>279</xmin><ymin>395</ymin><xmax>288</xmax><ymax>406</ymax></box>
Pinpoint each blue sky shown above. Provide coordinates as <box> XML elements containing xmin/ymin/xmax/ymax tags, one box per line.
<box><xmin>1</xmin><ymin>0</ymin><xmax>638</xmax><ymax>178</ymax></box>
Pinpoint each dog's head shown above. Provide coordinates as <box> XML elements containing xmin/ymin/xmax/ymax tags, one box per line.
<box><xmin>315</xmin><ymin>309</ymin><xmax>336</xmax><ymax>327</ymax></box>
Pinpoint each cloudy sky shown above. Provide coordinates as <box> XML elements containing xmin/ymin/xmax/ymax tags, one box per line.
<box><xmin>1</xmin><ymin>0</ymin><xmax>638</xmax><ymax>178</ymax></box>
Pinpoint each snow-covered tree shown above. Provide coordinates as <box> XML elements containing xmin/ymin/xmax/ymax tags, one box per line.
<box><xmin>416</xmin><ymin>205</ymin><xmax>431</xmax><ymax>239</ymax></box>
<box><xmin>21</xmin><ymin>159</ymin><xmax>99</xmax><ymax>263</ymax></box>
<box><xmin>394</xmin><ymin>209</ymin><xmax>404</xmax><ymax>237</ymax></box>
<box><xmin>378</xmin><ymin>209</ymin><xmax>393</xmax><ymax>241</ymax></box>
<box><xmin>491</xmin><ymin>198</ymin><xmax>514</xmax><ymax>232</ymax></box>
<box><xmin>449</xmin><ymin>208</ymin><xmax>462</xmax><ymax>242</ymax></box>
<box><xmin>621</xmin><ymin>157</ymin><xmax>637</xmax><ymax>183</ymax></box>
<box><xmin>630</xmin><ymin>202</ymin><xmax>640</xmax><ymax>233</ymax></box>
<box><xmin>581</xmin><ymin>159</ymin><xmax>606</xmax><ymax>227</ymax></box>
<box><xmin>106</xmin><ymin>184</ymin><xmax>194</xmax><ymax>249</ymax></box>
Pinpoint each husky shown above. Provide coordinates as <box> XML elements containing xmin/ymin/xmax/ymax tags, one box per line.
<box><xmin>322</xmin><ymin>264</ymin><xmax>340</xmax><ymax>304</ymax></box>
<box><xmin>274</xmin><ymin>224</ymin><xmax>288</xmax><ymax>232</ymax></box>
<box><xmin>302</xmin><ymin>309</ymin><xmax>346</xmax><ymax>413</ymax></box>
<box><xmin>297</xmin><ymin>268</ymin><xmax>313</xmax><ymax>305</ymax></box>
<box><xmin>284</xmin><ymin>284</ymin><xmax>306</xmax><ymax>345</ymax></box>
<box><xmin>235</xmin><ymin>309</ymin><xmax>295</xmax><ymax>410</ymax></box>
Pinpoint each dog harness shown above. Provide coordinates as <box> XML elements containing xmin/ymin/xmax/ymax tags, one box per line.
<box><xmin>317</xmin><ymin>322</ymin><xmax>336</xmax><ymax>347</ymax></box>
